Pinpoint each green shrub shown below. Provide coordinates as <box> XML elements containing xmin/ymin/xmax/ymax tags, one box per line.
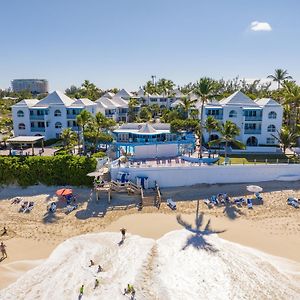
<box><xmin>0</xmin><ymin>155</ymin><xmax>97</xmax><ymax>187</ymax></box>
<box><xmin>92</xmin><ymin>151</ymin><xmax>106</xmax><ymax>158</ymax></box>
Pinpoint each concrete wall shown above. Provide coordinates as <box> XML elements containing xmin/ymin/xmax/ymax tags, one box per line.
<box><xmin>111</xmin><ymin>164</ymin><xmax>300</xmax><ymax>188</ymax></box>
<box><xmin>134</xmin><ymin>144</ymin><xmax>178</xmax><ymax>159</ymax></box>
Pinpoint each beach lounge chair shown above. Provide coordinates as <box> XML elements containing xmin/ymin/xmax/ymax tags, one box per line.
<box><xmin>247</xmin><ymin>199</ymin><xmax>253</xmax><ymax>209</ymax></box>
<box><xmin>19</xmin><ymin>201</ymin><xmax>29</xmax><ymax>212</ymax></box>
<box><xmin>11</xmin><ymin>197</ymin><xmax>22</xmax><ymax>204</ymax></box>
<box><xmin>204</xmin><ymin>199</ymin><xmax>213</xmax><ymax>208</ymax></box>
<box><xmin>167</xmin><ymin>198</ymin><xmax>176</xmax><ymax>210</ymax></box>
<box><xmin>65</xmin><ymin>204</ymin><xmax>78</xmax><ymax>214</ymax></box>
<box><xmin>24</xmin><ymin>201</ymin><xmax>34</xmax><ymax>213</ymax></box>
<box><xmin>49</xmin><ymin>202</ymin><xmax>57</xmax><ymax>213</ymax></box>
<box><xmin>255</xmin><ymin>192</ymin><xmax>263</xmax><ymax>201</ymax></box>
<box><xmin>287</xmin><ymin>198</ymin><xmax>299</xmax><ymax>208</ymax></box>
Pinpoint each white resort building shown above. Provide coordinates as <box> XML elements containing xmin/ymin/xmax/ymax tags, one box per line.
<box><xmin>95</xmin><ymin>89</ymin><xmax>132</xmax><ymax>122</ymax></box>
<box><xmin>201</xmin><ymin>91</ymin><xmax>283</xmax><ymax>150</ymax></box>
<box><xmin>12</xmin><ymin>91</ymin><xmax>96</xmax><ymax>140</ymax></box>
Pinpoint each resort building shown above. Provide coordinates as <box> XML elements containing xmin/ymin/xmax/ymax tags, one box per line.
<box><xmin>202</xmin><ymin>91</ymin><xmax>283</xmax><ymax>148</ymax></box>
<box><xmin>112</xmin><ymin>123</ymin><xmax>195</xmax><ymax>159</ymax></box>
<box><xmin>135</xmin><ymin>88</ymin><xmax>184</xmax><ymax>109</ymax></box>
<box><xmin>12</xmin><ymin>91</ymin><xmax>96</xmax><ymax>140</ymax></box>
<box><xmin>11</xmin><ymin>79</ymin><xmax>49</xmax><ymax>94</ymax></box>
<box><xmin>96</xmin><ymin>89</ymin><xmax>138</xmax><ymax>122</ymax></box>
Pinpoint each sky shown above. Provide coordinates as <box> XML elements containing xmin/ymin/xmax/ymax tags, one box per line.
<box><xmin>0</xmin><ymin>0</ymin><xmax>300</xmax><ymax>92</ymax></box>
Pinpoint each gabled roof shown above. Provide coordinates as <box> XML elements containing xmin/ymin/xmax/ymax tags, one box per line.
<box><xmin>219</xmin><ymin>91</ymin><xmax>258</xmax><ymax>107</ymax></box>
<box><xmin>12</xmin><ymin>99</ymin><xmax>39</xmax><ymax>107</ymax></box>
<box><xmin>255</xmin><ymin>98</ymin><xmax>281</xmax><ymax>107</ymax></box>
<box><xmin>137</xmin><ymin>88</ymin><xmax>145</xmax><ymax>97</ymax></box>
<box><xmin>102</xmin><ymin>92</ymin><xmax>115</xmax><ymax>99</ymax></box>
<box><xmin>138</xmin><ymin>123</ymin><xmax>156</xmax><ymax>134</ymax></box>
<box><xmin>72</xmin><ymin>98</ymin><xmax>95</xmax><ymax>107</ymax></box>
<box><xmin>172</xmin><ymin>89</ymin><xmax>184</xmax><ymax>98</ymax></box>
<box><xmin>115</xmin><ymin>88</ymin><xmax>133</xmax><ymax>99</ymax></box>
<box><xmin>96</xmin><ymin>97</ymin><xmax>117</xmax><ymax>109</ymax></box>
<box><xmin>110</xmin><ymin>96</ymin><xmax>128</xmax><ymax>108</ymax></box>
<box><xmin>170</xmin><ymin>99</ymin><xmax>182</xmax><ymax>108</ymax></box>
<box><xmin>36</xmin><ymin>90</ymin><xmax>75</xmax><ymax>107</ymax></box>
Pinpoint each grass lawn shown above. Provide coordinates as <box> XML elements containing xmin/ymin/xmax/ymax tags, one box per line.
<box><xmin>217</xmin><ymin>153</ymin><xmax>300</xmax><ymax>165</ymax></box>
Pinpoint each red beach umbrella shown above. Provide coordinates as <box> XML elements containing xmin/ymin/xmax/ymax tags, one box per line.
<box><xmin>56</xmin><ymin>188</ymin><xmax>73</xmax><ymax>196</ymax></box>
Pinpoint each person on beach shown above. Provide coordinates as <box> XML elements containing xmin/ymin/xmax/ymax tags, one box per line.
<box><xmin>79</xmin><ymin>285</ymin><xmax>84</xmax><ymax>296</ymax></box>
<box><xmin>94</xmin><ymin>278</ymin><xmax>99</xmax><ymax>289</ymax></box>
<box><xmin>1</xmin><ymin>227</ymin><xmax>7</xmax><ymax>236</ymax></box>
<box><xmin>97</xmin><ymin>265</ymin><xmax>103</xmax><ymax>272</ymax></box>
<box><xmin>131</xmin><ymin>286</ymin><xmax>136</xmax><ymax>300</ymax></box>
<box><xmin>120</xmin><ymin>228</ymin><xmax>126</xmax><ymax>241</ymax></box>
<box><xmin>0</xmin><ymin>242</ymin><xmax>7</xmax><ymax>258</ymax></box>
<box><xmin>89</xmin><ymin>260</ymin><xmax>94</xmax><ymax>267</ymax></box>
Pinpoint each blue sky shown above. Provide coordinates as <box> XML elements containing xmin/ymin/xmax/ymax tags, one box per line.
<box><xmin>0</xmin><ymin>0</ymin><xmax>299</xmax><ymax>91</ymax></box>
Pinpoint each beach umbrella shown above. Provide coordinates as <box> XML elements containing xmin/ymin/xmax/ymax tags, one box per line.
<box><xmin>87</xmin><ymin>171</ymin><xmax>103</xmax><ymax>177</ymax></box>
<box><xmin>56</xmin><ymin>188</ymin><xmax>73</xmax><ymax>196</ymax></box>
<box><xmin>246</xmin><ymin>185</ymin><xmax>263</xmax><ymax>193</ymax></box>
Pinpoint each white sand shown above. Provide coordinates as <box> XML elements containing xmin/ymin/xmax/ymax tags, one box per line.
<box><xmin>0</xmin><ymin>231</ymin><xmax>299</xmax><ymax>300</ymax></box>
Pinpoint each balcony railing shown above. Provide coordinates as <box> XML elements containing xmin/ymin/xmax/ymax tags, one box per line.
<box><xmin>30</xmin><ymin>115</ymin><xmax>45</xmax><ymax>120</ymax></box>
<box><xmin>244</xmin><ymin>130</ymin><xmax>261</xmax><ymax>134</ymax></box>
<box><xmin>67</xmin><ymin>114</ymin><xmax>78</xmax><ymax>120</ymax></box>
<box><xmin>207</xmin><ymin>114</ymin><xmax>223</xmax><ymax>120</ymax></box>
<box><xmin>31</xmin><ymin>127</ymin><xmax>45</xmax><ymax>132</ymax></box>
<box><xmin>244</xmin><ymin>116</ymin><xmax>262</xmax><ymax>121</ymax></box>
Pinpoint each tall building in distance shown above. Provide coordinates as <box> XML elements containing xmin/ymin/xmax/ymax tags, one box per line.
<box><xmin>11</xmin><ymin>79</ymin><xmax>49</xmax><ymax>94</ymax></box>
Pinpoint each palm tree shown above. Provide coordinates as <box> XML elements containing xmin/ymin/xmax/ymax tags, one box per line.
<box><xmin>281</xmin><ymin>81</ymin><xmax>300</xmax><ymax>130</ymax></box>
<box><xmin>267</xmin><ymin>69</ymin><xmax>292</xmax><ymax>90</ymax></box>
<box><xmin>271</xmin><ymin>127</ymin><xmax>298</xmax><ymax>153</ymax></box>
<box><xmin>81</xmin><ymin>80</ymin><xmax>101</xmax><ymax>100</ymax></box>
<box><xmin>157</xmin><ymin>78</ymin><xmax>175</xmax><ymax>97</ymax></box>
<box><xmin>194</xmin><ymin>77</ymin><xmax>217</xmax><ymax>157</ymax></box>
<box><xmin>179</xmin><ymin>96</ymin><xmax>197</xmax><ymax>118</ymax></box>
<box><xmin>60</xmin><ymin>128</ymin><xmax>77</xmax><ymax>152</ymax></box>
<box><xmin>76</xmin><ymin>110</ymin><xmax>92</xmax><ymax>154</ymax></box>
<box><xmin>204</xmin><ymin>116</ymin><xmax>220</xmax><ymax>157</ymax></box>
<box><xmin>128</xmin><ymin>98</ymin><xmax>139</xmax><ymax>122</ymax></box>
<box><xmin>209</xmin><ymin>120</ymin><xmax>245</xmax><ymax>163</ymax></box>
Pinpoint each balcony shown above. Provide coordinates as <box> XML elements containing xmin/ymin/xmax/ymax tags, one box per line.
<box><xmin>244</xmin><ymin>129</ymin><xmax>261</xmax><ymax>134</ymax></box>
<box><xmin>31</xmin><ymin>127</ymin><xmax>45</xmax><ymax>132</ymax></box>
<box><xmin>67</xmin><ymin>114</ymin><xmax>78</xmax><ymax>120</ymax></box>
<box><xmin>244</xmin><ymin>116</ymin><xmax>262</xmax><ymax>121</ymax></box>
<box><xmin>30</xmin><ymin>114</ymin><xmax>45</xmax><ymax>120</ymax></box>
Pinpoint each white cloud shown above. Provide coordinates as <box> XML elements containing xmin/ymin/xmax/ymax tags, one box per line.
<box><xmin>250</xmin><ymin>21</ymin><xmax>272</xmax><ymax>32</ymax></box>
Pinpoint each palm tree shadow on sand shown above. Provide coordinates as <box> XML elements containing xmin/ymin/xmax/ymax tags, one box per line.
<box><xmin>177</xmin><ymin>200</ymin><xmax>226</xmax><ymax>252</ymax></box>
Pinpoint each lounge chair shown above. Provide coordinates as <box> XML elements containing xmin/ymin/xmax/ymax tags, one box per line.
<box><xmin>204</xmin><ymin>199</ymin><xmax>213</xmax><ymax>208</ymax></box>
<box><xmin>287</xmin><ymin>197</ymin><xmax>299</xmax><ymax>208</ymax></box>
<box><xmin>11</xmin><ymin>197</ymin><xmax>22</xmax><ymax>204</ymax></box>
<box><xmin>255</xmin><ymin>192</ymin><xmax>263</xmax><ymax>201</ymax></box>
<box><xmin>247</xmin><ymin>199</ymin><xmax>253</xmax><ymax>209</ymax></box>
<box><xmin>65</xmin><ymin>204</ymin><xmax>78</xmax><ymax>214</ymax></box>
<box><xmin>22</xmin><ymin>201</ymin><xmax>34</xmax><ymax>213</ymax></box>
<box><xmin>19</xmin><ymin>201</ymin><xmax>29</xmax><ymax>212</ymax></box>
<box><xmin>167</xmin><ymin>198</ymin><xmax>176</xmax><ymax>210</ymax></box>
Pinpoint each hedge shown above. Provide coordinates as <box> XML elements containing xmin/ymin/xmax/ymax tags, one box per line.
<box><xmin>0</xmin><ymin>155</ymin><xmax>97</xmax><ymax>187</ymax></box>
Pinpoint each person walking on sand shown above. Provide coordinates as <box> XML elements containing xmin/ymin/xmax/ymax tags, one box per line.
<box><xmin>94</xmin><ymin>278</ymin><xmax>99</xmax><ymax>289</ymax></box>
<box><xmin>79</xmin><ymin>285</ymin><xmax>84</xmax><ymax>296</ymax></box>
<box><xmin>97</xmin><ymin>265</ymin><xmax>103</xmax><ymax>273</ymax></box>
<box><xmin>89</xmin><ymin>260</ymin><xmax>94</xmax><ymax>267</ymax></box>
<box><xmin>0</xmin><ymin>242</ymin><xmax>7</xmax><ymax>258</ymax></box>
<box><xmin>120</xmin><ymin>228</ymin><xmax>126</xmax><ymax>241</ymax></box>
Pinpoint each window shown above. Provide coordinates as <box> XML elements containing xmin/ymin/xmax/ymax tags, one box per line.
<box><xmin>17</xmin><ymin>110</ymin><xmax>24</xmax><ymax>117</ymax></box>
<box><xmin>55</xmin><ymin>122</ymin><xmax>62</xmax><ymax>129</ymax></box>
<box><xmin>18</xmin><ymin>123</ymin><xmax>25</xmax><ymax>130</ymax></box>
<box><xmin>54</xmin><ymin>109</ymin><xmax>61</xmax><ymax>117</ymax></box>
<box><xmin>267</xmin><ymin>137</ymin><xmax>275</xmax><ymax>144</ymax></box>
<box><xmin>267</xmin><ymin>124</ymin><xmax>276</xmax><ymax>132</ymax></box>
<box><xmin>229</xmin><ymin>110</ymin><xmax>237</xmax><ymax>118</ymax></box>
<box><xmin>268</xmin><ymin>111</ymin><xmax>277</xmax><ymax>119</ymax></box>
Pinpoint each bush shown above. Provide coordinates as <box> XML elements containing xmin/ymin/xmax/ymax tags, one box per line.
<box><xmin>92</xmin><ymin>151</ymin><xmax>106</xmax><ymax>158</ymax></box>
<box><xmin>0</xmin><ymin>155</ymin><xmax>97</xmax><ymax>187</ymax></box>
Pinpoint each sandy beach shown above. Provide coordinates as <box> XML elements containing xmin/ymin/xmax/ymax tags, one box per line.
<box><xmin>0</xmin><ymin>180</ymin><xmax>300</xmax><ymax>290</ymax></box>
